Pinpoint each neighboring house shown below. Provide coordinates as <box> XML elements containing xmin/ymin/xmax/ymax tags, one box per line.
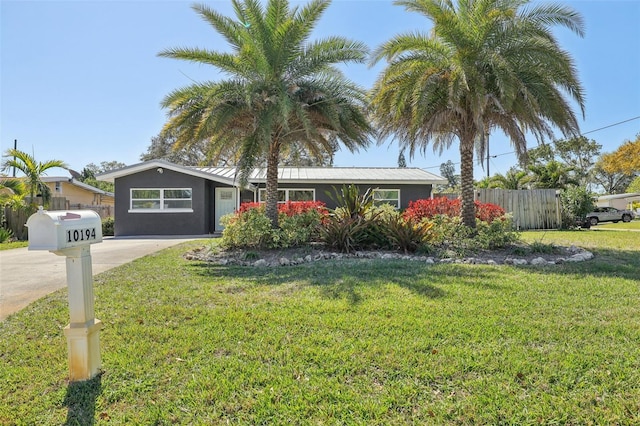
<box><xmin>595</xmin><ymin>193</ymin><xmax>640</xmax><ymax>211</ymax></box>
<box><xmin>42</xmin><ymin>176</ymin><xmax>115</xmax><ymax>207</ymax></box>
<box><xmin>97</xmin><ymin>160</ymin><xmax>447</xmax><ymax>236</ymax></box>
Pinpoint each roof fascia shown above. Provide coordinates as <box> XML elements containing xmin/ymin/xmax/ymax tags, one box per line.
<box><xmin>97</xmin><ymin>160</ymin><xmax>253</xmax><ymax>190</ymax></box>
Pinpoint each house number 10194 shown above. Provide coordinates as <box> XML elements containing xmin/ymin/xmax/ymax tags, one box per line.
<box><xmin>67</xmin><ymin>228</ymin><xmax>97</xmax><ymax>243</ymax></box>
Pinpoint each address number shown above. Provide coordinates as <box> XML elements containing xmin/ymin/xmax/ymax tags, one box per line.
<box><xmin>66</xmin><ymin>228</ymin><xmax>97</xmax><ymax>243</ymax></box>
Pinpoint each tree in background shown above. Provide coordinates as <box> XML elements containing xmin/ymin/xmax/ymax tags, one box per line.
<box><xmin>75</xmin><ymin>161</ymin><xmax>126</xmax><ymax>193</ymax></box>
<box><xmin>370</xmin><ymin>0</ymin><xmax>585</xmax><ymax>228</ymax></box>
<box><xmin>159</xmin><ymin>0</ymin><xmax>373</xmax><ymax>227</ymax></box>
<box><xmin>604</xmin><ymin>135</ymin><xmax>640</xmax><ymax>176</ymax></box>
<box><xmin>1</xmin><ymin>149</ymin><xmax>67</xmax><ymax>206</ymax></box>
<box><xmin>593</xmin><ymin>135</ymin><xmax>640</xmax><ymax>194</ymax></box>
<box><xmin>489</xmin><ymin>167</ymin><xmax>531</xmax><ymax>190</ymax></box>
<box><xmin>593</xmin><ymin>155</ymin><xmax>636</xmax><ymax>194</ymax></box>
<box><xmin>627</xmin><ymin>176</ymin><xmax>640</xmax><ymax>193</ymax></box>
<box><xmin>140</xmin><ymin>131</ymin><xmax>218</xmax><ymax>166</ymax></box>
<box><xmin>527</xmin><ymin>160</ymin><xmax>578</xmax><ymax>189</ymax></box>
<box><xmin>523</xmin><ymin>136</ymin><xmax>600</xmax><ymax>189</ymax></box>
<box><xmin>437</xmin><ymin>160</ymin><xmax>459</xmax><ymax>192</ymax></box>
<box><xmin>397</xmin><ymin>149</ymin><xmax>407</xmax><ymax>168</ymax></box>
<box><xmin>553</xmin><ymin>136</ymin><xmax>601</xmax><ymax>187</ymax></box>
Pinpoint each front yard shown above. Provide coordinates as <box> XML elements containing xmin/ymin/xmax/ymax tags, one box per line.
<box><xmin>1</xmin><ymin>230</ymin><xmax>639</xmax><ymax>424</ymax></box>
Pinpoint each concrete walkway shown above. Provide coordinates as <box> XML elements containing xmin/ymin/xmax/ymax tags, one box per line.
<box><xmin>0</xmin><ymin>237</ymin><xmax>202</xmax><ymax>321</ymax></box>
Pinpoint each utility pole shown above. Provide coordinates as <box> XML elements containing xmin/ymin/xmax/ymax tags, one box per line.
<box><xmin>486</xmin><ymin>136</ymin><xmax>490</xmax><ymax>178</ymax></box>
<box><xmin>13</xmin><ymin>139</ymin><xmax>17</xmax><ymax>177</ymax></box>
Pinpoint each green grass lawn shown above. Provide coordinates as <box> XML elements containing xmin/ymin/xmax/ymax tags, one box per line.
<box><xmin>591</xmin><ymin>220</ymin><xmax>640</xmax><ymax>230</ymax></box>
<box><xmin>2</xmin><ymin>231</ymin><xmax>640</xmax><ymax>424</ymax></box>
<box><xmin>0</xmin><ymin>241</ymin><xmax>28</xmax><ymax>251</ymax></box>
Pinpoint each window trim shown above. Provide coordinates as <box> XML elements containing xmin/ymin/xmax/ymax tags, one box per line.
<box><xmin>257</xmin><ymin>188</ymin><xmax>316</xmax><ymax>203</ymax></box>
<box><xmin>129</xmin><ymin>188</ymin><xmax>194</xmax><ymax>213</ymax></box>
<box><xmin>372</xmin><ymin>188</ymin><xmax>401</xmax><ymax>209</ymax></box>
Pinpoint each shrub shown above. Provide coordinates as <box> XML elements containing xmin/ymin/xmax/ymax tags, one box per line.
<box><xmin>474</xmin><ymin>215</ymin><xmax>520</xmax><ymax>249</ymax></box>
<box><xmin>403</xmin><ymin>197</ymin><xmax>506</xmax><ymax>223</ymax></box>
<box><xmin>222</xmin><ymin>201</ymin><xmax>328</xmax><ymax>249</ymax></box>
<box><xmin>102</xmin><ymin>217</ymin><xmax>115</xmax><ymax>236</ymax></box>
<box><xmin>560</xmin><ymin>187</ymin><xmax>595</xmax><ymax>228</ymax></box>
<box><xmin>0</xmin><ymin>227</ymin><xmax>14</xmax><ymax>243</ymax></box>
<box><xmin>383</xmin><ymin>216</ymin><xmax>434</xmax><ymax>254</ymax></box>
<box><xmin>326</xmin><ymin>184</ymin><xmax>375</xmax><ymax>219</ymax></box>
<box><xmin>317</xmin><ymin>216</ymin><xmax>371</xmax><ymax>253</ymax></box>
<box><xmin>221</xmin><ymin>208</ymin><xmax>275</xmax><ymax>249</ymax></box>
<box><xmin>278</xmin><ymin>207</ymin><xmax>325</xmax><ymax>247</ymax></box>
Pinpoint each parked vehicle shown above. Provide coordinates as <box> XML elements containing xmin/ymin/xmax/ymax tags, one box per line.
<box><xmin>586</xmin><ymin>207</ymin><xmax>636</xmax><ymax>226</ymax></box>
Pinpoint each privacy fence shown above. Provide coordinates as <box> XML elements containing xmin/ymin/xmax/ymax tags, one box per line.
<box><xmin>2</xmin><ymin>197</ymin><xmax>113</xmax><ymax>240</ymax></box>
<box><xmin>475</xmin><ymin>188</ymin><xmax>562</xmax><ymax>230</ymax></box>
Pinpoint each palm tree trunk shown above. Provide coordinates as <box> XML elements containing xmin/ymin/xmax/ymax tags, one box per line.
<box><xmin>265</xmin><ymin>143</ymin><xmax>280</xmax><ymax>229</ymax></box>
<box><xmin>459</xmin><ymin>138</ymin><xmax>476</xmax><ymax>229</ymax></box>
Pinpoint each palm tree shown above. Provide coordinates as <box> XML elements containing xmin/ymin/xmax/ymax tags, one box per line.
<box><xmin>490</xmin><ymin>167</ymin><xmax>530</xmax><ymax>190</ymax></box>
<box><xmin>1</xmin><ymin>149</ymin><xmax>67</xmax><ymax>205</ymax></box>
<box><xmin>159</xmin><ymin>0</ymin><xmax>373</xmax><ymax>227</ymax></box>
<box><xmin>370</xmin><ymin>0</ymin><xmax>585</xmax><ymax>228</ymax></box>
<box><xmin>0</xmin><ymin>178</ymin><xmax>27</xmax><ymax>208</ymax></box>
<box><xmin>528</xmin><ymin>160</ymin><xmax>578</xmax><ymax>189</ymax></box>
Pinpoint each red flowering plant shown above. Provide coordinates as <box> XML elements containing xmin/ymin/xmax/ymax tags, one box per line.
<box><xmin>402</xmin><ymin>197</ymin><xmax>505</xmax><ymax>223</ymax></box>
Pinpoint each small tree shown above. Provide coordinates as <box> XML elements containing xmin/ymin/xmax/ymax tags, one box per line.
<box><xmin>560</xmin><ymin>186</ymin><xmax>595</xmax><ymax>228</ymax></box>
<box><xmin>1</xmin><ymin>149</ymin><xmax>67</xmax><ymax>206</ymax></box>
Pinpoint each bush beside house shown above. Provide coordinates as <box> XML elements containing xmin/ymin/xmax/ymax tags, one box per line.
<box><xmin>221</xmin><ymin>188</ymin><xmax>519</xmax><ymax>255</ymax></box>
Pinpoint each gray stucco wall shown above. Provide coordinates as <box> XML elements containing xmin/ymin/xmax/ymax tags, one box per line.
<box><xmin>114</xmin><ymin>169</ymin><xmax>215</xmax><ymax>236</ymax></box>
<box><xmin>113</xmin><ymin>169</ymin><xmax>434</xmax><ymax>236</ymax></box>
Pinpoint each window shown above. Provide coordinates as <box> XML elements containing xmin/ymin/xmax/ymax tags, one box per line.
<box><xmin>258</xmin><ymin>188</ymin><xmax>315</xmax><ymax>203</ymax></box>
<box><xmin>130</xmin><ymin>188</ymin><xmax>193</xmax><ymax>212</ymax></box>
<box><xmin>55</xmin><ymin>182</ymin><xmax>62</xmax><ymax>193</ymax></box>
<box><xmin>373</xmin><ymin>189</ymin><xmax>400</xmax><ymax>209</ymax></box>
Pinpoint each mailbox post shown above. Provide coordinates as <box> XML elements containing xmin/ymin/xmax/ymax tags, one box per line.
<box><xmin>26</xmin><ymin>207</ymin><xmax>103</xmax><ymax>381</ymax></box>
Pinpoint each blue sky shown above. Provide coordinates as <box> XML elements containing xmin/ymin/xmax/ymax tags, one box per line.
<box><xmin>1</xmin><ymin>0</ymin><xmax>639</xmax><ymax>180</ymax></box>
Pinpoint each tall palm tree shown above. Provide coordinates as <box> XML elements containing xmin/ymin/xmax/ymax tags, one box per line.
<box><xmin>370</xmin><ymin>0</ymin><xmax>585</xmax><ymax>228</ymax></box>
<box><xmin>1</xmin><ymin>149</ymin><xmax>67</xmax><ymax>205</ymax></box>
<box><xmin>160</xmin><ymin>0</ymin><xmax>373</xmax><ymax>227</ymax></box>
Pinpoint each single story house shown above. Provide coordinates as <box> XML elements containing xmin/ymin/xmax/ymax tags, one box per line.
<box><xmin>595</xmin><ymin>193</ymin><xmax>640</xmax><ymax>211</ymax></box>
<box><xmin>97</xmin><ymin>159</ymin><xmax>447</xmax><ymax>236</ymax></box>
<box><xmin>42</xmin><ymin>176</ymin><xmax>115</xmax><ymax>207</ymax></box>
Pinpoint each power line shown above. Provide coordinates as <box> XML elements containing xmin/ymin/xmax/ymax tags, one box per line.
<box><xmin>421</xmin><ymin>115</ymin><xmax>640</xmax><ymax>171</ymax></box>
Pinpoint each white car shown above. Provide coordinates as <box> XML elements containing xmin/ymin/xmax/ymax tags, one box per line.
<box><xmin>586</xmin><ymin>207</ymin><xmax>635</xmax><ymax>226</ymax></box>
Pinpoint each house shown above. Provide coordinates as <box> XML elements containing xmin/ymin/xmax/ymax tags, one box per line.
<box><xmin>98</xmin><ymin>160</ymin><xmax>447</xmax><ymax>236</ymax></box>
<box><xmin>595</xmin><ymin>193</ymin><xmax>640</xmax><ymax>211</ymax></box>
<box><xmin>42</xmin><ymin>176</ymin><xmax>115</xmax><ymax>208</ymax></box>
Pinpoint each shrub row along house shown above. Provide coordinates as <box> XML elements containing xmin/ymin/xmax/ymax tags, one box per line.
<box><xmin>97</xmin><ymin>160</ymin><xmax>447</xmax><ymax>236</ymax></box>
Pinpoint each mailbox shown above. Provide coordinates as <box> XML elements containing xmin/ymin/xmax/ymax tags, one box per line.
<box><xmin>26</xmin><ymin>208</ymin><xmax>103</xmax><ymax>251</ymax></box>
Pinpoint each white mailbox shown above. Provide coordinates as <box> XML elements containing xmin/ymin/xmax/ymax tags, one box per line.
<box><xmin>26</xmin><ymin>208</ymin><xmax>102</xmax><ymax>251</ymax></box>
<box><xmin>26</xmin><ymin>207</ymin><xmax>104</xmax><ymax>381</ymax></box>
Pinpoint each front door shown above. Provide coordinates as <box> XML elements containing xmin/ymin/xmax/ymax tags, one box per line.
<box><xmin>215</xmin><ymin>187</ymin><xmax>237</xmax><ymax>232</ymax></box>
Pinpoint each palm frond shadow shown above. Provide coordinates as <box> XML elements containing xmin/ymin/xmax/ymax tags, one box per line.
<box><xmin>187</xmin><ymin>258</ymin><xmax>512</xmax><ymax>303</ymax></box>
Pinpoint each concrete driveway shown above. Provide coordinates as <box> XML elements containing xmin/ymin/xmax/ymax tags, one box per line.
<box><xmin>0</xmin><ymin>236</ymin><xmax>201</xmax><ymax>321</ymax></box>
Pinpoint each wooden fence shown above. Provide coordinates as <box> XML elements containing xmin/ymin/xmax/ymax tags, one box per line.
<box><xmin>29</xmin><ymin>197</ymin><xmax>112</xmax><ymax>218</ymax></box>
<box><xmin>2</xmin><ymin>206</ymin><xmax>36</xmax><ymax>240</ymax></box>
<box><xmin>2</xmin><ymin>197</ymin><xmax>113</xmax><ymax>240</ymax></box>
<box><xmin>476</xmin><ymin>188</ymin><xmax>562</xmax><ymax>230</ymax></box>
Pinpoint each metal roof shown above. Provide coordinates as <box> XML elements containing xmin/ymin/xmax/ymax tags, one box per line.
<box><xmin>97</xmin><ymin>160</ymin><xmax>447</xmax><ymax>186</ymax></box>
<box><xmin>194</xmin><ymin>166</ymin><xmax>447</xmax><ymax>184</ymax></box>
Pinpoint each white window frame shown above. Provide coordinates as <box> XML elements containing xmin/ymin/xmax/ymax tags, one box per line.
<box><xmin>372</xmin><ymin>189</ymin><xmax>401</xmax><ymax>209</ymax></box>
<box><xmin>129</xmin><ymin>188</ymin><xmax>193</xmax><ymax>213</ymax></box>
<box><xmin>257</xmin><ymin>188</ymin><xmax>316</xmax><ymax>203</ymax></box>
